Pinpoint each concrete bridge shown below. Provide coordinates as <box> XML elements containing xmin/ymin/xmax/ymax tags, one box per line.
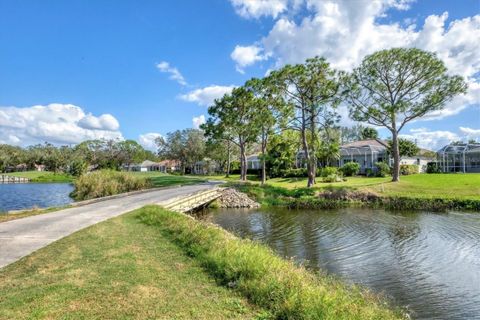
<box><xmin>0</xmin><ymin>183</ymin><xmax>223</xmax><ymax>269</ymax></box>
<box><xmin>0</xmin><ymin>175</ymin><xmax>30</xmax><ymax>183</ymax></box>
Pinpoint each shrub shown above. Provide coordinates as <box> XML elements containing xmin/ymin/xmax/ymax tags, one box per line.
<box><xmin>138</xmin><ymin>206</ymin><xmax>404</xmax><ymax>320</ymax></box>
<box><xmin>400</xmin><ymin>164</ymin><xmax>419</xmax><ymax>175</ymax></box>
<box><xmin>375</xmin><ymin>162</ymin><xmax>391</xmax><ymax>177</ymax></box>
<box><xmin>71</xmin><ymin>170</ymin><xmax>151</xmax><ymax>200</ymax></box>
<box><xmin>365</xmin><ymin>168</ymin><xmax>374</xmax><ymax>177</ymax></box>
<box><xmin>322</xmin><ymin>173</ymin><xmax>342</xmax><ymax>183</ymax></box>
<box><xmin>339</xmin><ymin>162</ymin><xmax>360</xmax><ymax>176</ymax></box>
<box><xmin>426</xmin><ymin>162</ymin><xmax>442</xmax><ymax>173</ymax></box>
<box><xmin>318</xmin><ymin>166</ymin><xmax>338</xmax><ymax>177</ymax></box>
<box><xmin>282</xmin><ymin>168</ymin><xmax>307</xmax><ymax>178</ymax></box>
<box><xmin>68</xmin><ymin>159</ymin><xmax>87</xmax><ymax>177</ymax></box>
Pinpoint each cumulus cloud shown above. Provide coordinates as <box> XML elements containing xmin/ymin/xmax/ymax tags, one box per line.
<box><xmin>156</xmin><ymin>61</ymin><xmax>187</xmax><ymax>86</ymax></box>
<box><xmin>230</xmin><ymin>0</ymin><xmax>289</xmax><ymax>19</ymax></box>
<box><xmin>459</xmin><ymin>127</ymin><xmax>480</xmax><ymax>140</ymax></box>
<box><xmin>192</xmin><ymin>115</ymin><xmax>206</xmax><ymax>129</ymax></box>
<box><xmin>0</xmin><ymin>103</ymin><xmax>123</xmax><ymax>146</ymax></box>
<box><xmin>400</xmin><ymin>127</ymin><xmax>460</xmax><ymax>151</ymax></box>
<box><xmin>231</xmin><ymin>45</ymin><xmax>267</xmax><ymax>73</ymax></box>
<box><xmin>138</xmin><ymin>132</ymin><xmax>162</xmax><ymax>151</ymax></box>
<box><xmin>230</xmin><ymin>0</ymin><xmax>480</xmax><ymax>119</ymax></box>
<box><xmin>179</xmin><ymin>85</ymin><xmax>235</xmax><ymax>106</ymax></box>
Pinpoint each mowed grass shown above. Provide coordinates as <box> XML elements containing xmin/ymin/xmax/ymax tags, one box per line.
<box><xmin>0</xmin><ymin>210</ymin><xmax>264</xmax><ymax>319</ymax></box>
<box><xmin>205</xmin><ymin>173</ymin><xmax>480</xmax><ymax>200</ymax></box>
<box><xmin>131</xmin><ymin>172</ymin><xmax>209</xmax><ymax>188</ymax></box>
<box><xmin>8</xmin><ymin>171</ymin><xmax>73</xmax><ymax>182</ymax></box>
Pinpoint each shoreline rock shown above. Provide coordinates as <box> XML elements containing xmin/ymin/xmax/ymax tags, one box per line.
<box><xmin>216</xmin><ymin>188</ymin><xmax>260</xmax><ymax>208</ymax></box>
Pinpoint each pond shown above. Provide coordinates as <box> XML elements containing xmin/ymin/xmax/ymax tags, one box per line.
<box><xmin>201</xmin><ymin>207</ymin><xmax>480</xmax><ymax>320</ymax></box>
<box><xmin>0</xmin><ymin>183</ymin><xmax>74</xmax><ymax>212</ymax></box>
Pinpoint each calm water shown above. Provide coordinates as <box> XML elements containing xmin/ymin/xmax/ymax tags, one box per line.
<box><xmin>0</xmin><ymin>183</ymin><xmax>74</xmax><ymax>212</ymax></box>
<box><xmin>202</xmin><ymin>207</ymin><xmax>480</xmax><ymax>320</ymax></box>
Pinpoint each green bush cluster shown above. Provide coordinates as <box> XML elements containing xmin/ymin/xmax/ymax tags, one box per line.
<box><xmin>426</xmin><ymin>162</ymin><xmax>442</xmax><ymax>173</ymax></box>
<box><xmin>399</xmin><ymin>164</ymin><xmax>419</xmax><ymax>175</ymax></box>
<box><xmin>71</xmin><ymin>170</ymin><xmax>151</xmax><ymax>200</ymax></box>
<box><xmin>339</xmin><ymin>162</ymin><xmax>360</xmax><ymax>176</ymax></box>
<box><xmin>375</xmin><ymin>162</ymin><xmax>391</xmax><ymax>177</ymax></box>
<box><xmin>138</xmin><ymin>206</ymin><xmax>404</xmax><ymax>320</ymax></box>
<box><xmin>282</xmin><ymin>168</ymin><xmax>307</xmax><ymax>178</ymax></box>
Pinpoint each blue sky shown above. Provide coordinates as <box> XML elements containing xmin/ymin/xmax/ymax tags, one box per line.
<box><xmin>0</xmin><ymin>0</ymin><xmax>479</xmax><ymax>150</ymax></box>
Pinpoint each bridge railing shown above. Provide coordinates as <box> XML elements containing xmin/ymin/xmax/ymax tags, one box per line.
<box><xmin>163</xmin><ymin>188</ymin><xmax>223</xmax><ymax>213</ymax></box>
<box><xmin>0</xmin><ymin>175</ymin><xmax>30</xmax><ymax>183</ymax></box>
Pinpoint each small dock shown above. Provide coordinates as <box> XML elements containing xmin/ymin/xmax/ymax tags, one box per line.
<box><xmin>163</xmin><ymin>188</ymin><xmax>223</xmax><ymax>213</ymax></box>
<box><xmin>0</xmin><ymin>175</ymin><xmax>30</xmax><ymax>184</ymax></box>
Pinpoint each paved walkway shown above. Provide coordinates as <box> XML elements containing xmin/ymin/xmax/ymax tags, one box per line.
<box><xmin>0</xmin><ymin>183</ymin><xmax>219</xmax><ymax>269</ymax></box>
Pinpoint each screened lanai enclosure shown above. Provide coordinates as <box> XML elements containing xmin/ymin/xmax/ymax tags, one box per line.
<box><xmin>437</xmin><ymin>142</ymin><xmax>480</xmax><ymax>173</ymax></box>
<box><xmin>339</xmin><ymin>139</ymin><xmax>388</xmax><ymax>174</ymax></box>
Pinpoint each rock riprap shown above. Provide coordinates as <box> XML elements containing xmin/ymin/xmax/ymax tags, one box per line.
<box><xmin>216</xmin><ymin>188</ymin><xmax>260</xmax><ymax>208</ymax></box>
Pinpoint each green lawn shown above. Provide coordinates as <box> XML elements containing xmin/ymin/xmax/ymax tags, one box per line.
<box><xmin>131</xmin><ymin>172</ymin><xmax>209</xmax><ymax>188</ymax></box>
<box><xmin>8</xmin><ymin>171</ymin><xmax>73</xmax><ymax>182</ymax></box>
<box><xmin>0</xmin><ymin>210</ymin><xmax>264</xmax><ymax>319</ymax></box>
<box><xmin>203</xmin><ymin>173</ymin><xmax>480</xmax><ymax>200</ymax></box>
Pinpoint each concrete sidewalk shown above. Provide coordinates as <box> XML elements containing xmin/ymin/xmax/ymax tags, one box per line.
<box><xmin>0</xmin><ymin>183</ymin><xmax>218</xmax><ymax>269</ymax></box>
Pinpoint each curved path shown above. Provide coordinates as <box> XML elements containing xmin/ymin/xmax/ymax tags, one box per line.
<box><xmin>0</xmin><ymin>183</ymin><xmax>220</xmax><ymax>269</ymax></box>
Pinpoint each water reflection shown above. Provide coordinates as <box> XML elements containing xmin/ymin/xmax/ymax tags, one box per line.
<box><xmin>202</xmin><ymin>208</ymin><xmax>480</xmax><ymax>320</ymax></box>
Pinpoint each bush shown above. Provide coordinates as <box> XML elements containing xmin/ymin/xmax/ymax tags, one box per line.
<box><xmin>365</xmin><ymin>168</ymin><xmax>375</xmax><ymax>177</ymax></box>
<box><xmin>400</xmin><ymin>164</ymin><xmax>419</xmax><ymax>175</ymax></box>
<box><xmin>339</xmin><ymin>162</ymin><xmax>360</xmax><ymax>177</ymax></box>
<box><xmin>426</xmin><ymin>162</ymin><xmax>442</xmax><ymax>173</ymax></box>
<box><xmin>71</xmin><ymin>170</ymin><xmax>151</xmax><ymax>200</ymax></box>
<box><xmin>138</xmin><ymin>206</ymin><xmax>403</xmax><ymax>320</ymax></box>
<box><xmin>322</xmin><ymin>173</ymin><xmax>342</xmax><ymax>183</ymax></box>
<box><xmin>318</xmin><ymin>166</ymin><xmax>338</xmax><ymax>177</ymax></box>
<box><xmin>282</xmin><ymin>168</ymin><xmax>307</xmax><ymax>178</ymax></box>
<box><xmin>68</xmin><ymin>159</ymin><xmax>87</xmax><ymax>177</ymax></box>
<box><xmin>375</xmin><ymin>162</ymin><xmax>391</xmax><ymax>177</ymax></box>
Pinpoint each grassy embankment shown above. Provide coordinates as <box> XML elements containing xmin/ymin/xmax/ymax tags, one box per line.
<box><xmin>204</xmin><ymin>173</ymin><xmax>480</xmax><ymax>211</ymax></box>
<box><xmin>8</xmin><ymin>171</ymin><xmax>73</xmax><ymax>182</ymax></box>
<box><xmin>0</xmin><ymin>206</ymin><xmax>404</xmax><ymax>319</ymax></box>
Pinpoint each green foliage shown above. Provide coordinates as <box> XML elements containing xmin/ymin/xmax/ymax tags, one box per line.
<box><xmin>400</xmin><ymin>164</ymin><xmax>419</xmax><ymax>175</ymax></box>
<box><xmin>375</xmin><ymin>162</ymin><xmax>391</xmax><ymax>177</ymax></box>
<box><xmin>138</xmin><ymin>206</ymin><xmax>404</xmax><ymax>320</ymax></box>
<box><xmin>361</xmin><ymin>127</ymin><xmax>379</xmax><ymax>140</ymax></box>
<box><xmin>339</xmin><ymin>162</ymin><xmax>360</xmax><ymax>176</ymax></box>
<box><xmin>318</xmin><ymin>166</ymin><xmax>338</xmax><ymax>177</ymax></box>
<box><xmin>68</xmin><ymin>159</ymin><xmax>87</xmax><ymax>177</ymax></box>
<box><xmin>71</xmin><ymin>170</ymin><xmax>151</xmax><ymax>200</ymax></box>
<box><xmin>282</xmin><ymin>168</ymin><xmax>307</xmax><ymax>178</ymax></box>
<box><xmin>426</xmin><ymin>162</ymin><xmax>442</xmax><ymax>174</ymax></box>
<box><xmin>387</xmin><ymin>138</ymin><xmax>420</xmax><ymax>157</ymax></box>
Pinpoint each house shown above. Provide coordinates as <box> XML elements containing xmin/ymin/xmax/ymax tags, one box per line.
<box><xmin>437</xmin><ymin>142</ymin><xmax>480</xmax><ymax>173</ymax></box>
<box><xmin>34</xmin><ymin>164</ymin><xmax>46</xmax><ymax>172</ymax></box>
<box><xmin>246</xmin><ymin>154</ymin><xmax>261</xmax><ymax>170</ymax></box>
<box><xmin>157</xmin><ymin>160</ymin><xmax>180</xmax><ymax>173</ymax></box>
<box><xmin>339</xmin><ymin>139</ymin><xmax>434</xmax><ymax>173</ymax></box>
<box><xmin>192</xmin><ymin>158</ymin><xmax>221</xmax><ymax>175</ymax></box>
<box><xmin>125</xmin><ymin>160</ymin><xmax>162</xmax><ymax>172</ymax></box>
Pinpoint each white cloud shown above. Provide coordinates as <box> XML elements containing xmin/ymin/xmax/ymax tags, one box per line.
<box><xmin>156</xmin><ymin>61</ymin><xmax>187</xmax><ymax>86</ymax></box>
<box><xmin>179</xmin><ymin>85</ymin><xmax>235</xmax><ymax>106</ymax></box>
<box><xmin>231</xmin><ymin>1</ymin><xmax>480</xmax><ymax>120</ymax></box>
<box><xmin>230</xmin><ymin>0</ymin><xmax>289</xmax><ymax>19</ymax></box>
<box><xmin>400</xmin><ymin>127</ymin><xmax>459</xmax><ymax>151</ymax></box>
<box><xmin>231</xmin><ymin>45</ymin><xmax>267</xmax><ymax>73</ymax></box>
<box><xmin>192</xmin><ymin>115</ymin><xmax>206</xmax><ymax>129</ymax></box>
<box><xmin>138</xmin><ymin>132</ymin><xmax>162</xmax><ymax>151</ymax></box>
<box><xmin>459</xmin><ymin>127</ymin><xmax>480</xmax><ymax>140</ymax></box>
<box><xmin>0</xmin><ymin>103</ymin><xmax>123</xmax><ymax>146</ymax></box>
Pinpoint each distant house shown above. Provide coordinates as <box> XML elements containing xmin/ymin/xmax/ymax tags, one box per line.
<box><xmin>246</xmin><ymin>154</ymin><xmax>261</xmax><ymax>170</ymax></box>
<box><xmin>125</xmin><ymin>160</ymin><xmax>162</xmax><ymax>172</ymax></box>
<box><xmin>34</xmin><ymin>164</ymin><xmax>46</xmax><ymax>172</ymax></box>
<box><xmin>193</xmin><ymin>158</ymin><xmax>221</xmax><ymax>175</ymax></box>
<box><xmin>437</xmin><ymin>142</ymin><xmax>480</xmax><ymax>173</ymax></box>
<box><xmin>158</xmin><ymin>160</ymin><xmax>180</xmax><ymax>173</ymax></box>
<box><xmin>339</xmin><ymin>139</ymin><xmax>434</xmax><ymax>173</ymax></box>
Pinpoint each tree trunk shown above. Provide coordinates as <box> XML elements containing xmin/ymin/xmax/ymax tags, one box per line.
<box><xmin>391</xmin><ymin>130</ymin><xmax>400</xmax><ymax>182</ymax></box>
<box><xmin>301</xmin><ymin>130</ymin><xmax>315</xmax><ymax>188</ymax></box>
<box><xmin>261</xmin><ymin>144</ymin><xmax>266</xmax><ymax>185</ymax></box>
<box><xmin>226</xmin><ymin>141</ymin><xmax>231</xmax><ymax>178</ymax></box>
<box><xmin>239</xmin><ymin>142</ymin><xmax>247</xmax><ymax>181</ymax></box>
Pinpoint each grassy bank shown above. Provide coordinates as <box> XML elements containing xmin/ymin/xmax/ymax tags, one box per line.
<box><xmin>8</xmin><ymin>171</ymin><xmax>73</xmax><ymax>182</ymax></box>
<box><xmin>230</xmin><ymin>182</ymin><xmax>480</xmax><ymax>211</ymax></box>
<box><xmin>139</xmin><ymin>206</ymin><xmax>404</xmax><ymax>319</ymax></box>
<box><xmin>0</xmin><ymin>208</ymin><xmax>264</xmax><ymax>319</ymax></box>
<box><xmin>132</xmin><ymin>171</ymin><xmax>209</xmax><ymax>187</ymax></box>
